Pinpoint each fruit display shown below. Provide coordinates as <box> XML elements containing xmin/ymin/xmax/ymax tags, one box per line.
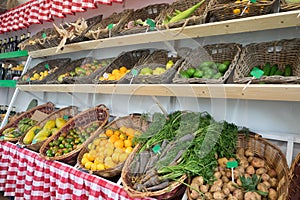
<box><xmin>248</xmin><ymin>62</ymin><xmax>293</xmax><ymax>77</ymax></box>
<box><xmin>57</xmin><ymin>59</ymin><xmax>112</xmax><ymax>82</ymax></box>
<box><xmin>180</xmin><ymin>61</ymin><xmax>231</xmax><ymax>79</ymax></box>
<box><xmin>0</xmin><ymin>118</ymin><xmax>37</xmax><ymax>140</ymax></box>
<box><xmin>81</xmin><ymin>126</ymin><xmax>140</xmax><ymax>171</ymax></box>
<box><xmin>138</xmin><ymin>60</ymin><xmax>174</xmax><ymax>76</ymax></box>
<box><xmin>22</xmin><ymin>68</ymin><xmax>58</xmax><ymax>81</ymax></box>
<box><xmin>98</xmin><ymin>66</ymin><xmax>130</xmax><ymax>81</ymax></box>
<box><xmin>22</xmin><ymin>117</ymin><xmax>67</xmax><ymax>145</ymax></box>
<box><xmin>45</xmin><ymin>122</ymin><xmax>100</xmax><ymax>157</ymax></box>
<box><xmin>188</xmin><ymin>148</ymin><xmax>281</xmax><ymax>200</ymax></box>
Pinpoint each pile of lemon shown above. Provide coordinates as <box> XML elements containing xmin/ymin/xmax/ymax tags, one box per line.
<box><xmin>81</xmin><ymin>126</ymin><xmax>140</xmax><ymax>171</ymax></box>
<box><xmin>99</xmin><ymin>66</ymin><xmax>130</xmax><ymax>81</ymax></box>
<box><xmin>30</xmin><ymin>70</ymin><xmax>49</xmax><ymax>81</ymax></box>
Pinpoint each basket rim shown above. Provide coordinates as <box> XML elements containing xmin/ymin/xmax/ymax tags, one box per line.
<box><xmin>39</xmin><ymin>104</ymin><xmax>109</xmax><ymax>161</ymax></box>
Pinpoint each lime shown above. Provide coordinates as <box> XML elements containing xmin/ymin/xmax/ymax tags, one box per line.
<box><xmin>186</xmin><ymin>68</ymin><xmax>196</xmax><ymax>77</ymax></box>
<box><xmin>218</xmin><ymin>64</ymin><xmax>228</xmax><ymax>73</ymax></box>
<box><xmin>180</xmin><ymin>70</ymin><xmax>190</xmax><ymax>78</ymax></box>
<box><xmin>193</xmin><ymin>69</ymin><xmax>204</xmax><ymax>78</ymax></box>
<box><xmin>213</xmin><ymin>72</ymin><xmax>223</xmax><ymax>79</ymax></box>
<box><xmin>223</xmin><ymin>60</ymin><xmax>231</xmax><ymax>66</ymax></box>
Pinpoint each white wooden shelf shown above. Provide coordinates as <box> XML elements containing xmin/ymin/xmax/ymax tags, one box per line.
<box><xmin>28</xmin><ymin>10</ymin><xmax>300</xmax><ymax>58</ymax></box>
<box><xmin>17</xmin><ymin>84</ymin><xmax>300</xmax><ymax>102</ymax></box>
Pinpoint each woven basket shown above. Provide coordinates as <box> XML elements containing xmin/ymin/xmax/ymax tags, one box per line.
<box><xmin>0</xmin><ymin>102</ymin><xmax>55</xmax><ymax>142</ymax></box>
<box><xmin>17</xmin><ymin>58</ymin><xmax>71</xmax><ymax>85</ymax></box>
<box><xmin>234</xmin><ymin>38</ymin><xmax>300</xmax><ymax>84</ymax></box>
<box><xmin>67</xmin><ymin>14</ymin><xmax>103</xmax><ymax>44</ymax></box>
<box><xmin>18</xmin><ymin>38</ymin><xmax>44</xmax><ymax>52</ymax></box>
<box><xmin>61</xmin><ymin>57</ymin><xmax>113</xmax><ymax>84</ymax></box>
<box><xmin>17</xmin><ymin>106</ymin><xmax>79</xmax><ymax>152</ymax></box>
<box><xmin>77</xmin><ymin>114</ymin><xmax>149</xmax><ymax>177</ymax></box>
<box><xmin>121</xmin><ymin>49</ymin><xmax>183</xmax><ymax>84</ymax></box>
<box><xmin>121</xmin><ymin>143</ymin><xmax>187</xmax><ymax>199</ymax></box>
<box><xmin>173</xmin><ymin>43</ymin><xmax>241</xmax><ymax>84</ymax></box>
<box><xmin>35</xmin><ymin>27</ymin><xmax>61</xmax><ymax>49</ymax></box>
<box><xmin>207</xmin><ymin>0</ymin><xmax>276</xmax><ymax>22</ymax></box>
<box><xmin>280</xmin><ymin>0</ymin><xmax>300</xmax><ymax>11</ymax></box>
<box><xmin>156</xmin><ymin>0</ymin><xmax>208</xmax><ymax>30</ymax></box>
<box><xmin>85</xmin><ymin>9</ymin><xmax>134</xmax><ymax>40</ymax></box>
<box><xmin>93</xmin><ymin>49</ymin><xmax>150</xmax><ymax>84</ymax></box>
<box><xmin>119</xmin><ymin>3</ymin><xmax>170</xmax><ymax>36</ymax></box>
<box><xmin>288</xmin><ymin>153</ymin><xmax>300</xmax><ymax>200</ymax></box>
<box><xmin>186</xmin><ymin>132</ymin><xmax>289</xmax><ymax>200</ymax></box>
<box><xmin>39</xmin><ymin>104</ymin><xmax>109</xmax><ymax>165</ymax></box>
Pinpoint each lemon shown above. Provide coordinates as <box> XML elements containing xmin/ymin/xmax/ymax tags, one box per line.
<box><xmin>84</xmin><ymin>161</ymin><xmax>93</xmax><ymax>170</ymax></box>
<box><xmin>97</xmin><ymin>163</ymin><xmax>105</xmax><ymax>170</ymax></box>
<box><xmin>81</xmin><ymin>157</ymin><xmax>89</xmax><ymax>166</ymax></box>
<box><xmin>91</xmin><ymin>163</ymin><xmax>97</xmax><ymax>171</ymax></box>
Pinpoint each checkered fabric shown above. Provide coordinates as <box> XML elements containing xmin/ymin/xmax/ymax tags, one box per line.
<box><xmin>0</xmin><ymin>141</ymin><xmax>153</xmax><ymax>200</ymax></box>
<box><xmin>0</xmin><ymin>0</ymin><xmax>124</xmax><ymax>33</ymax></box>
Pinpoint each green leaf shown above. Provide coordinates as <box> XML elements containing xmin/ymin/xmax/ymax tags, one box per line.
<box><xmin>256</xmin><ymin>190</ymin><xmax>268</xmax><ymax>197</ymax></box>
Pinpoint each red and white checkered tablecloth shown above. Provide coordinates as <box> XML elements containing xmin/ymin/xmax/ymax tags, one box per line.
<box><xmin>0</xmin><ymin>0</ymin><xmax>124</xmax><ymax>33</ymax></box>
<box><xmin>0</xmin><ymin>141</ymin><xmax>153</xmax><ymax>200</ymax></box>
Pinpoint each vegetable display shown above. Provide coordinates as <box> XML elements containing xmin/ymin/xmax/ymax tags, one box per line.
<box><xmin>249</xmin><ymin>62</ymin><xmax>293</xmax><ymax>77</ymax></box>
<box><xmin>125</xmin><ymin>111</ymin><xmax>239</xmax><ymax>193</ymax></box>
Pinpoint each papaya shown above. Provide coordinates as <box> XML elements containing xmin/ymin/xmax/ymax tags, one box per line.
<box><xmin>284</xmin><ymin>65</ymin><xmax>292</xmax><ymax>76</ymax></box>
<box><xmin>32</xmin><ymin>129</ymin><xmax>51</xmax><ymax>143</ymax></box>
<box><xmin>43</xmin><ymin>120</ymin><xmax>56</xmax><ymax>131</ymax></box>
<box><xmin>32</xmin><ymin>136</ymin><xmax>48</xmax><ymax>144</ymax></box>
<box><xmin>55</xmin><ymin>118</ymin><xmax>67</xmax><ymax>129</ymax></box>
<box><xmin>263</xmin><ymin>62</ymin><xmax>271</xmax><ymax>76</ymax></box>
<box><xmin>23</xmin><ymin>126</ymin><xmax>41</xmax><ymax>145</ymax></box>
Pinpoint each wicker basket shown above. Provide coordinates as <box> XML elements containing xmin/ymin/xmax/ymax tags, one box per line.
<box><xmin>185</xmin><ymin>133</ymin><xmax>289</xmax><ymax>200</ymax></box>
<box><xmin>85</xmin><ymin>9</ymin><xmax>134</xmax><ymax>40</ymax></box>
<box><xmin>288</xmin><ymin>153</ymin><xmax>300</xmax><ymax>200</ymax></box>
<box><xmin>121</xmin><ymin>143</ymin><xmax>187</xmax><ymax>199</ymax></box>
<box><xmin>18</xmin><ymin>38</ymin><xmax>45</xmax><ymax>52</ymax></box>
<box><xmin>207</xmin><ymin>0</ymin><xmax>276</xmax><ymax>22</ymax></box>
<box><xmin>17</xmin><ymin>58</ymin><xmax>71</xmax><ymax>85</ymax></box>
<box><xmin>17</xmin><ymin>106</ymin><xmax>79</xmax><ymax>152</ymax></box>
<box><xmin>36</xmin><ymin>27</ymin><xmax>61</xmax><ymax>49</ymax></box>
<box><xmin>93</xmin><ymin>49</ymin><xmax>150</xmax><ymax>84</ymax></box>
<box><xmin>280</xmin><ymin>0</ymin><xmax>300</xmax><ymax>11</ymax></box>
<box><xmin>120</xmin><ymin>49</ymin><xmax>183</xmax><ymax>84</ymax></box>
<box><xmin>60</xmin><ymin>57</ymin><xmax>114</xmax><ymax>84</ymax></box>
<box><xmin>0</xmin><ymin>102</ymin><xmax>55</xmax><ymax>142</ymax></box>
<box><xmin>67</xmin><ymin>14</ymin><xmax>103</xmax><ymax>44</ymax></box>
<box><xmin>77</xmin><ymin>114</ymin><xmax>149</xmax><ymax>177</ymax></box>
<box><xmin>173</xmin><ymin>43</ymin><xmax>241</xmax><ymax>84</ymax></box>
<box><xmin>234</xmin><ymin>38</ymin><xmax>300</xmax><ymax>84</ymax></box>
<box><xmin>156</xmin><ymin>0</ymin><xmax>208</xmax><ymax>30</ymax></box>
<box><xmin>119</xmin><ymin>3</ymin><xmax>170</xmax><ymax>36</ymax></box>
<box><xmin>39</xmin><ymin>104</ymin><xmax>109</xmax><ymax>165</ymax></box>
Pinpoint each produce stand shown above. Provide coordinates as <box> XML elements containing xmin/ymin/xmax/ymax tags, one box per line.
<box><xmin>0</xmin><ymin>141</ymin><xmax>153</xmax><ymax>200</ymax></box>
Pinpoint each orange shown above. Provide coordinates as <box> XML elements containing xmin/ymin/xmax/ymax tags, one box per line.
<box><xmin>119</xmin><ymin>126</ymin><xmax>127</xmax><ymax>134</ymax></box>
<box><xmin>114</xmin><ymin>139</ymin><xmax>124</xmax><ymax>149</ymax></box>
<box><xmin>109</xmin><ymin>135</ymin><xmax>119</xmax><ymax>144</ymax></box>
<box><xmin>125</xmin><ymin>147</ymin><xmax>133</xmax><ymax>154</ymax></box>
<box><xmin>112</xmin><ymin>69</ymin><xmax>120</xmax><ymax>75</ymax></box>
<box><xmin>124</xmin><ymin>139</ymin><xmax>132</xmax><ymax>148</ymax></box>
<box><xmin>119</xmin><ymin>133</ymin><xmax>127</xmax><ymax>140</ymax></box>
<box><xmin>119</xmin><ymin>66</ymin><xmax>127</xmax><ymax>73</ymax></box>
<box><xmin>126</xmin><ymin>128</ymin><xmax>135</xmax><ymax>138</ymax></box>
<box><xmin>105</xmin><ymin>129</ymin><xmax>114</xmax><ymax>137</ymax></box>
<box><xmin>114</xmin><ymin>130</ymin><xmax>121</xmax><ymax>137</ymax></box>
<box><xmin>108</xmin><ymin>75</ymin><xmax>116</xmax><ymax>81</ymax></box>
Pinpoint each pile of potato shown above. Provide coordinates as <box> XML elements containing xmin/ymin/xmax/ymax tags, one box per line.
<box><xmin>189</xmin><ymin>148</ymin><xmax>280</xmax><ymax>200</ymax></box>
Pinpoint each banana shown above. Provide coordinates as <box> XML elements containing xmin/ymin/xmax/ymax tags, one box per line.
<box><xmin>3</xmin><ymin>127</ymin><xmax>16</xmax><ymax>135</ymax></box>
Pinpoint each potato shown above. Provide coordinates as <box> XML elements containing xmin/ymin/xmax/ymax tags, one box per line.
<box><xmin>268</xmin><ymin>188</ymin><xmax>277</xmax><ymax>200</ymax></box>
<box><xmin>223</xmin><ymin>187</ymin><xmax>231</xmax><ymax>196</ymax></box>
<box><xmin>248</xmin><ymin>156</ymin><xmax>254</xmax><ymax>163</ymax></box>
<box><xmin>190</xmin><ymin>189</ymin><xmax>199</xmax><ymax>199</ymax></box>
<box><xmin>214</xmin><ymin>171</ymin><xmax>222</xmax><ymax>179</ymax></box>
<box><xmin>213</xmin><ymin>179</ymin><xmax>223</xmax><ymax>188</ymax></box>
<box><xmin>257</xmin><ymin>183</ymin><xmax>268</xmax><ymax>193</ymax></box>
<box><xmin>213</xmin><ymin>191</ymin><xmax>225</xmax><ymax>200</ymax></box>
<box><xmin>233</xmin><ymin>189</ymin><xmax>243</xmax><ymax>200</ymax></box>
<box><xmin>227</xmin><ymin>182</ymin><xmax>236</xmax><ymax>192</ymax></box>
<box><xmin>263</xmin><ymin>180</ymin><xmax>271</xmax><ymax>189</ymax></box>
<box><xmin>228</xmin><ymin>194</ymin><xmax>238</xmax><ymax>200</ymax></box>
<box><xmin>236</xmin><ymin>178</ymin><xmax>242</xmax><ymax>186</ymax></box>
<box><xmin>205</xmin><ymin>192</ymin><xmax>213</xmax><ymax>199</ymax></box>
<box><xmin>210</xmin><ymin>184</ymin><xmax>221</xmax><ymax>193</ymax></box>
<box><xmin>267</xmin><ymin>169</ymin><xmax>277</xmax><ymax>178</ymax></box>
<box><xmin>256</xmin><ymin>168</ymin><xmax>267</xmax><ymax>175</ymax></box>
<box><xmin>269</xmin><ymin>178</ymin><xmax>278</xmax><ymax>188</ymax></box>
<box><xmin>245</xmin><ymin>149</ymin><xmax>254</xmax><ymax>157</ymax></box>
<box><xmin>200</xmin><ymin>185</ymin><xmax>209</xmax><ymax>193</ymax></box>
<box><xmin>251</xmin><ymin>158</ymin><xmax>265</xmax><ymax>168</ymax></box>
<box><xmin>244</xmin><ymin>191</ymin><xmax>261</xmax><ymax>200</ymax></box>
<box><xmin>237</xmin><ymin>148</ymin><xmax>245</xmax><ymax>158</ymax></box>
<box><xmin>191</xmin><ymin>182</ymin><xmax>200</xmax><ymax>191</ymax></box>
<box><xmin>192</xmin><ymin>176</ymin><xmax>204</xmax><ymax>186</ymax></box>
<box><xmin>240</xmin><ymin>158</ymin><xmax>249</xmax><ymax>168</ymax></box>
<box><xmin>246</xmin><ymin>166</ymin><xmax>255</xmax><ymax>175</ymax></box>
<box><xmin>261</xmin><ymin>173</ymin><xmax>270</xmax><ymax>181</ymax></box>
<box><xmin>222</xmin><ymin>176</ymin><xmax>229</xmax><ymax>183</ymax></box>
